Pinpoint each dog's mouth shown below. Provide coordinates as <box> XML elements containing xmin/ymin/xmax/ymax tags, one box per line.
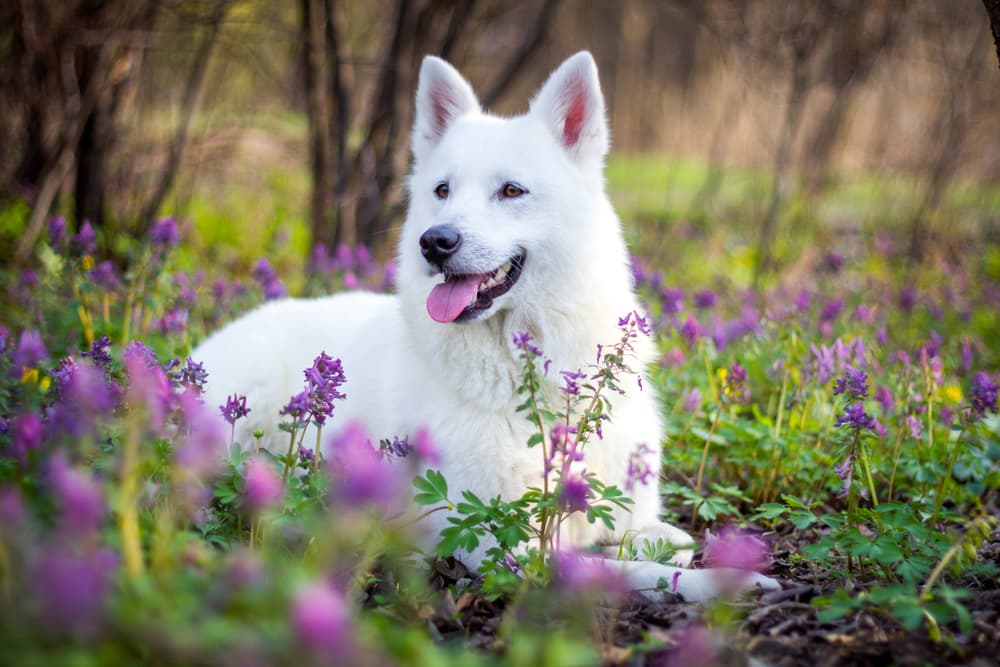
<box><xmin>426</xmin><ymin>253</ymin><xmax>525</xmax><ymax>323</ymax></box>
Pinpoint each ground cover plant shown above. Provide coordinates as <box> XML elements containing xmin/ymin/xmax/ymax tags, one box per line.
<box><xmin>0</xmin><ymin>167</ymin><xmax>998</xmax><ymax>665</ymax></box>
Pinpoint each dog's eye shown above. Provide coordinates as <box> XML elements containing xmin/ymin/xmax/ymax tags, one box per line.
<box><xmin>434</xmin><ymin>183</ymin><xmax>449</xmax><ymax>200</ymax></box>
<box><xmin>500</xmin><ymin>183</ymin><xmax>526</xmax><ymax>199</ymax></box>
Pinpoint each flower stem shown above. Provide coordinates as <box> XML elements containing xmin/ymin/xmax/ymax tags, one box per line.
<box><xmin>695</xmin><ymin>408</ymin><xmax>721</xmax><ymax>496</ymax></box>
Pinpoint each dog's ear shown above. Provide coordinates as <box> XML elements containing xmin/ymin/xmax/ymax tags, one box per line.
<box><xmin>412</xmin><ymin>56</ymin><xmax>481</xmax><ymax>163</ymax></box>
<box><xmin>529</xmin><ymin>51</ymin><xmax>609</xmax><ymax>163</ymax></box>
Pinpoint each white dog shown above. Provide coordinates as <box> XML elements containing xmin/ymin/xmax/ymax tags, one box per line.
<box><xmin>194</xmin><ymin>52</ymin><xmax>778</xmax><ymax>602</ymax></box>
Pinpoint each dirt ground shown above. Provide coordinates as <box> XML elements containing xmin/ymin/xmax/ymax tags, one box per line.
<box><xmin>417</xmin><ymin>528</ymin><xmax>1000</xmax><ymax>666</ymax></box>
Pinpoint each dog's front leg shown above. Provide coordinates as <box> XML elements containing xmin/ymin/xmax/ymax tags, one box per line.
<box><xmin>598</xmin><ymin>557</ymin><xmax>780</xmax><ymax>603</ymax></box>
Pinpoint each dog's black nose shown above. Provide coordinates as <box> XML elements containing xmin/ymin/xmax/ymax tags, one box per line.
<box><xmin>419</xmin><ymin>225</ymin><xmax>462</xmax><ymax>266</ymax></box>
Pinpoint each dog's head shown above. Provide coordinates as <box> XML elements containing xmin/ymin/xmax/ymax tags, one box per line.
<box><xmin>399</xmin><ymin>52</ymin><xmax>612</xmax><ymax>325</ymax></box>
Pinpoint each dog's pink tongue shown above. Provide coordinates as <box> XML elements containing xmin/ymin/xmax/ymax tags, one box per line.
<box><xmin>427</xmin><ymin>275</ymin><xmax>482</xmax><ymax>323</ymax></box>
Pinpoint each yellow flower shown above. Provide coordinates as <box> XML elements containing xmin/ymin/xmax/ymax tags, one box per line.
<box><xmin>82</xmin><ymin>255</ymin><xmax>95</xmax><ymax>270</ymax></box>
<box><xmin>39</xmin><ymin>376</ymin><xmax>51</xmax><ymax>392</ymax></box>
<box><xmin>716</xmin><ymin>368</ymin><xmax>731</xmax><ymax>397</ymax></box>
<box><xmin>20</xmin><ymin>367</ymin><xmax>39</xmax><ymax>385</ymax></box>
<box><xmin>941</xmin><ymin>385</ymin><xmax>963</xmax><ymax>404</ymax></box>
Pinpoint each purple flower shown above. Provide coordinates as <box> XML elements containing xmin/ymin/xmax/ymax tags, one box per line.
<box><xmin>819</xmin><ymin>298</ymin><xmax>843</xmax><ymax>325</ymax></box>
<box><xmin>167</xmin><ymin>357</ymin><xmax>208</xmax><ymax>392</ymax></box>
<box><xmin>327</xmin><ymin>421</ymin><xmax>400</xmax><ymax>510</ymax></box>
<box><xmin>823</xmin><ymin>251</ymin><xmax>844</xmax><ymax>274</ymax></box>
<box><xmin>618</xmin><ymin>310</ymin><xmax>651</xmax><ymax>335</ymax></box>
<box><xmin>836</xmin><ymin>402</ymin><xmax>877</xmax><ymax>433</ymax></box>
<box><xmin>682</xmin><ymin>388</ymin><xmax>702</xmax><ymax>413</ymax></box>
<box><xmin>125</xmin><ymin>352</ymin><xmax>172</xmax><ymax>430</ymax></box>
<box><xmin>961</xmin><ymin>342</ymin><xmax>973</xmax><ymax>373</ymax></box>
<box><xmin>559</xmin><ymin>473</ymin><xmax>590</xmax><ymax>512</ymax></box>
<box><xmin>512</xmin><ymin>331</ymin><xmax>542</xmax><ymax>357</ymax></box>
<box><xmin>124</xmin><ymin>341</ymin><xmax>158</xmax><ymax>368</ymax></box>
<box><xmin>969</xmin><ymin>372</ymin><xmax>998</xmax><ymax>421</ymax></box>
<box><xmin>679</xmin><ymin>315</ymin><xmax>703</xmax><ymax>346</ymax></box>
<box><xmin>49</xmin><ymin>363</ymin><xmax>117</xmax><ymax>438</ymax></box>
<box><xmin>149</xmin><ymin>216</ymin><xmax>180</xmax><ymax>248</ymax></box>
<box><xmin>244</xmin><ymin>456</ymin><xmax>283</xmax><ymax>512</ymax></box>
<box><xmin>625</xmin><ymin>443</ymin><xmax>655</xmax><ymax>492</ymax></box>
<box><xmin>0</xmin><ymin>487</ymin><xmax>25</xmax><ymax>525</ymax></box>
<box><xmin>48</xmin><ymin>453</ymin><xmax>106</xmax><ymax>538</ymax></box>
<box><xmin>175</xmin><ymin>389</ymin><xmax>225</xmax><ymax>480</ymax></box>
<box><xmin>82</xmin><ymin>335</ymin><xmax>113</xmax><ymax>371</ymax></box>
<box><xmin>302</xmin><ymin>353</ymin><xmax>347</xmax><ymax>426</ymax></box>
<box><xmin>553</xmin><ymin>549</ymin><xmax>627</xmax><ymax>595</ymax></box>
<box><xmin>252</xmin><ymin>258</ymin><xmax>286</xmax><ymax>300</ymax></box>
<box><xmin>693</xmin><ymin>289</ymin><xmax>717</xmax><ymax>310</ymax></box>
<box><xmin>11</xmin><ymin>413</ymin><xmax>44</xmax><ymax>459</ymax></box>
<box><xmin>73</xmin><ymin>220</ymin><xmax>97</xmax><ymax>256</ymax></box>
<box><xmin>905</xmin><ymin>415</ymin><xmax>923</xmax><ymax>439</ymax></box>
<box><xmin>381</xmin><ymin>260</ymin><xmax>398</xmax><ymax>291</ymax></box>
<box><xmin>810</xmin><ymin>343</ymin><xmax>836</xmax><ymax>384</ymax></box>
<box><xmin>721</xmin><ymin>362</ymin><xmax>749</xmax><ymax>404</ymax></box>
<box><xmin>281</xmin><ymin>390</ymin><xmax>310</xmax><ymax>420</ymax></box>
<box><xmin>874</xmin><ymin>386</ymin><xmax>895</xmax><ymax>415</ymax></box>
<box><xmin>89</xmin><ymin>261</ymin><xmax>121</xmax><ymax>292</ymax></box>
<box><xmin>560</xmin><ymin>369</ymin><xmax>586</xmax><ymax>397</ymax></box>
<box><xmin>703</xmin><ymin>527</ymin><xmax>768</xmax><ymax>571</ymax></box>
<box><xmin>411</xmin><ymin>426</ymin><xmax>440</xmax><ymax>463</ymax></box>
<box><xmin>309</xmin><ymin>243</ymin><xmax>332</xmax><ymax>275</ymax></box>
<box><xmin>662</xmin><ymin>626</ymin><xmax>720</xmax><ymax>667</ymax></box>
<box><xmin>33</xmin><ymin>547</ymin><xmax>118</xmax><ymax>636</ymax></box>
<box><xmin>154</xmin><ymin>308</ymin><xmax>189</xmax><ymax>334</ymax></box>
<box><xmin>660</xmin><ymin>288</ymin><xmax>684</xmax><ymax>315</ymax></box>
<box><xmin>795</xmin><ymin>289</ymin><xmax>811</xmax><ymax>312</ymax></box>
<box><xmin>220</xmin><ymin>394</ymin><xmax>251</xmax><ymax>426</ymax></box>
<box><xmin>834</xmin><ymin>453</ymin><xmax>854</xmax><ymax>498</ymax></box>
<box><xmin>381</xmin><ymin>435</ymin><xmax>410</xmax><ymax>459</ymax></box>
<box><xmin>853</xmin><ymin>304</ymin><xmax>875</xmax><ymax>324</ymax></box>
<box><xmin>333</xmin><ymin>243</ymin><xmax>354</xmax><ymax>271</ymax></box>
<box><xmin>354</xmin><ymin>245</ymin><xmax>375</xmax><ymax>276</ymax></box>
<box><xmin>900</xmin><ymin>284</ymin><xmax>916</xmax><ymax>312</ymax></box>
<box><xmin>49</xmin><ymin>216</ymin><xmax>67</xmax><ymax>249</ymax></box>
<box><xmin>291</xmin><ymin>582</ymin><xmax>351</xmax><ymax>655</ymax></box>
<box><xmin>299</xmin><ymin>447</ymin><xmax>315</xmax><ymax>464</ymax></box>
<box><xmin>51</xmin><ymin>355</ymin><xmax>79</xmax><ymax>395</ymax></box>
<box><xmin>14</xmin><ymin>329</ymin><xmax>48</xmax><ymax>370</ymax></box>
<box><xmin>833</xmin><ymin>365</ymin><xmax>869</xmax><ymax>400</ymax></box>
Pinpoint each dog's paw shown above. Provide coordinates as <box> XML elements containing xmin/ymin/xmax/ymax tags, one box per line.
<box><xmin>669</xmin><ymin>568</ymin><xmax>781</xmax><ymax>604</ymax></box>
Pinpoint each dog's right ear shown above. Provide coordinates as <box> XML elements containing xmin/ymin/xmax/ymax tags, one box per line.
<box><xmin>412</xmin><ymin>56</ymin><xmax>481</xmax><ymax>163</ymax></box>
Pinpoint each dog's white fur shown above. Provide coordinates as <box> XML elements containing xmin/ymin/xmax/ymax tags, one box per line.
<box><xmin>194</xmin><ymin>52</ymin><xmax>778</xmax><ymax>602</ymax></box>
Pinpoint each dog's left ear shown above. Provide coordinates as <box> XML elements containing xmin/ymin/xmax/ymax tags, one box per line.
<box><xmin>529</xmin><ymin>51</ymin><xmax>609</xmax><ymax>163</ymax></box>
<box><xmin>412</xmin><ymin>56</ymin><xmax>481</xmax><ymax>163</ymax></box>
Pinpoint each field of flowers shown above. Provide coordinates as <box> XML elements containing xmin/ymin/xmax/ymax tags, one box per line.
<box><xmin>0</xmin><ymin>171</ymin><xmax>998</xmax><ymax>665</ymax></box>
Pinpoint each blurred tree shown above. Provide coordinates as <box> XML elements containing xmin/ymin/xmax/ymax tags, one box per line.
<box><xmin>301</xmin><ymin>0</ymin><xmax>559</xmax><ymax>253</ymax></box>
<box><xmin>985</xmin><ymin>0</ymin><xmax>1000</xmax><ymax>68</ymax></box>
<box><xmin>1</xmin><ymin>1</ymin><xmax>159</xmax><ymax>259</ymax></box>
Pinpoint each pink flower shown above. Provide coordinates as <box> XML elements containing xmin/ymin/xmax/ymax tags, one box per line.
<box><xmin>682</xmin><ymin>388</ymin><xmax>702</xmax><ymax>413</ymax></box>
<box><xmin>291</xmin><ymin>582</ymin><xmax>352</xmax><ymax>655</ymax></box>
<box><xmin>48</xmin><ymin>454</ymin><xmax>106</xmax><ymax>539</ymax></box>
<box><xmin>411</xmin><ymin>426</ymin><xmax>440</xmax><ymax>463</ymax></box>
<box><xmin>702</xmin><ymin>527</ymin><xmax>768</xmax><ymax>572</ymax></box>
<box><xmin>11</xmin><ymin>413</ymin><xmax>44</xmax><ymax>460</ymax></box>
<box><xmin>553</xmin><ymin>549</ymin><xmax>627</xmax><ymax>595</ymax></box>
<box><xmin>327</xmin><ymin>421</ymin><xmax>402</xmax><ymax>511</ymax></box>
<box><xmin>175</xmin><ymin>389</ymin><xmax>225</xmax><ymax>479</ymax></box>
<box><xmin>243</xmin><ymin>457</ymin><xmax>283</xmax><ymax>512</ymax></box>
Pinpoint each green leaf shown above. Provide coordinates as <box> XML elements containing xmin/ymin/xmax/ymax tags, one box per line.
<box><xmin>412</xmin><ymin>469</ymin><xmax>449</xmax><ymax>506</ymax></box>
